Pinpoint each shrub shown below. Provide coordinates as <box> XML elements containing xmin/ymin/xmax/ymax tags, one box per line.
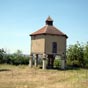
<box><xmin>67</xmin><ymin>42</ymin><xmax>88</xmax><ymax>68</ymax></box>
<box><xmin>54</xmin><ymin>58</ymin><xmax>61</xmax><ymax>68</ymax></box>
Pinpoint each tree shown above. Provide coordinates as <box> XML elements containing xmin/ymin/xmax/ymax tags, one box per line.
<box><xmin>0</xmin><ymin>49</ymin><xmax>29</xmax><ymax>65</ymax></box>
<box><xmin>84</xmin><ymin>42</ymin><xmax>88</xmax><ymax>68</ymax></box>
<box><xmin>10</xmin><ymin>50</ymin><xmax>29</xmax><ymax>65</ymax></box>
<box><xmin>67</xmin><ymin>42</ymin><xmax>84</xmax><ymax>67</ymax></box>
<box><xmin>0</xmin><ymin>48</ymin><xmax>6</xmax><ymax>63</ymax></box>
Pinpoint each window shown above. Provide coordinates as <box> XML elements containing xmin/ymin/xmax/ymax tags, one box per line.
<box><xmin>52</xmin><ymin>42</ymin><xmax>57</xmax><ymax>53</ymax></box>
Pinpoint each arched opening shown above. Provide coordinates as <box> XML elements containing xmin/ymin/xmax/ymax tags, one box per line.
<box><xmin>52</xmin><ymin>42</ymin><xmax>57</xmax><ymax>53</ymax></box>
<box><xmin>54</xmin><ymin>55</ymin><xmax>61</xmax><ymax>69</ymax></box>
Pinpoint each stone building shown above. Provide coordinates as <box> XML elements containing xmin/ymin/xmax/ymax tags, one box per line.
<box><xmin>29</xmin><ymin>16</ymin><xmax>68</xmax><ymax>69</ymax></box>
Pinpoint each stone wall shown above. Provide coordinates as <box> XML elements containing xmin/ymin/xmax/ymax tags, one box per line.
<box><xmin>31</xmin><ymin>34</ymin><xmax>67</xmax><ymax>56</ymax></box>
<box><xmin>45</xmin><ymin>35</ymin><xmax>66</xmax><ymax>55</ymax></box>
<box><xmin>31</xmin><ymin>35</ymin><xmax>45</xmax><ymax>54</ymax></box>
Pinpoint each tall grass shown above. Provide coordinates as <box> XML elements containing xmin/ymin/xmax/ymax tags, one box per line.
<box><xmin>0</xmin><ymin>64</ymin><xmax>88</xmax><ymax>88</ymax></box>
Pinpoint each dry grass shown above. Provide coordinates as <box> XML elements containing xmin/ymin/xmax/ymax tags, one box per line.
<box><xmin>0</xmin><ymin>64</ymin><xmax>88</xmax><ymax>88</ymax></box>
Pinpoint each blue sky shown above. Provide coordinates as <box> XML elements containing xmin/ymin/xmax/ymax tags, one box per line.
<box><xmin>0</xmin><ymin>0</ymin><xmax>88</xmax><ymax>54</ymax></box>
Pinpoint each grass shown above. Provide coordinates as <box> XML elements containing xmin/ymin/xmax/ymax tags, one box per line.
<box><xmin>0</xmin><ymin>64</ymin><xmax>88</xmax><ymax>88</ymax></box>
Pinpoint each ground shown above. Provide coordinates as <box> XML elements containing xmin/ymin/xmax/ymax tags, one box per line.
<box><xmin>0</xmin><ymin>64</ymin><xmax>88</xmax><ymax>88</ymax></box>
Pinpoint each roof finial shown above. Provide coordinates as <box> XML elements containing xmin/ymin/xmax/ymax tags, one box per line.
<box><xmin>45</xmin><ymin>16</ymin><xmax>53</xmax><ymax>26</ymax></box>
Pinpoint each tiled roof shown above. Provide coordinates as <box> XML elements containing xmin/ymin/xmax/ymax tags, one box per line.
<box><xmin>30</xmin><ymin>17</ymin><xmax>68</xmax><ymax>38</ymax></box>
<box><xmin>30</xmin><ymin>25</ymin><xmax>67</xmax><ymax>38</ymax></box>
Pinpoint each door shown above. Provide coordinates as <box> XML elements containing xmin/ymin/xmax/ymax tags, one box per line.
<box><xmin>52</xmin><ymin>42</ymin><xmax>57</xmax><ymax>53</ymax></box>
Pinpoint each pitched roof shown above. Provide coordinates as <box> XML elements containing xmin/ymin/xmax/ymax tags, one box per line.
<box><xmin>30</xmin><ymin>25</ymin><xmax>67</xmax><ymax>37</ymax></box>
<box><xmin>30</xmin><ymin>17</ymin><xmax>68</xmax><ymax>38</ymax></box>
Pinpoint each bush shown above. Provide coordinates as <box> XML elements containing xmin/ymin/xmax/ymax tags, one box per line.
<box><xmin>0</xmin><ymin>49</ymin><xmax>6</xmax><ymax>64</ymax></box>
<box><xmin>54</xmin><ymin>58</ymin><xmax>61</xmax><ymax>68</ymax></box>
<box><xmin>9</xmin><ymin>54</ymin><xmax>29</xmax><ymax>65</ymax></box>
<box><xmin>0</xmin><ymin>49</ymin><xmax>29</xmax><ymax>65</ymax></box>
<box><xmin>67</xmin><ymin>42</ymin><xmax>88</xmax><ymax>68</ymax></box>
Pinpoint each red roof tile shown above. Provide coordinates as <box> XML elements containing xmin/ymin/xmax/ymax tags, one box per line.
<box><xmin>30</xmin><ymin>25</ymin><xmax>67</xmax><ymax>38</ymax></box>
<box><xmin>30</xmin><ymin>17</ymin><xmax>68</xmax><ymax>38</ymax></box>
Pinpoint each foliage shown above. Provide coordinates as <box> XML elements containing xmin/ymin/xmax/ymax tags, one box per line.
<box><xmin>0</xmin><ymin>49</ymin><xmax>29</xmax><ymax>65</ymax></box>
<box><xmin>54</xmin><ymin>56</ymin><xmax>61</xmax><ymax>68</ymax></box>
<box><xmin>67</xmin><ymin>42</ymin><xmax>88</xmax><ymax>68</ymax></box>
<box><xmin>0</xmin><ymin>41</ymin><xmax>88</xmax><ymax>68</ymax></box>
<box><xmin>84</xmin><ymin>42</ymin><xmax>88</xmax><ymax>68</ymax></box>
<box><xmin>54</xmin><ymin>59</ymin><xmax>60</xmax><ymax>68</ymax></box>
<box><xmin>0</xmin><ymin>48</ymin><xmax>6</xmax><ymax>63</ymax></box>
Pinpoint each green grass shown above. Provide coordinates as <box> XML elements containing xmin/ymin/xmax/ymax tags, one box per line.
<box><xmin>0</xmin><ymin>64</ymin><xmax>88</xmax><ymax>88</ymax></box>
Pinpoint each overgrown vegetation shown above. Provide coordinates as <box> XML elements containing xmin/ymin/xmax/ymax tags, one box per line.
<box><xmin>54</xmin><ymin>56</ymin><xmax>61</xmax><ymax>68</ymax></box>
<box><xmin>67</xmin><ymin>42</ymin><xmax>88</xmax><ymax>68</ymax></box>
<box><xmin>0</xmin><ymin>41</ymin><xmax>88</xmax><ymax>68</ymax></box>
<box><xmin>0</xmin><ymin>49</ymin><xmax>29</xmax><ymax>65</ymax></box>
<box><xmin>0</xmin><ymin>64</ymin><xmax>88</xmax><ymax>88</ymax></box>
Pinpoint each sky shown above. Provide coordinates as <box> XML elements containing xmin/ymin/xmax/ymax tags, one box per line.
<box><xmin>0</xmin><ymin>0</ymin><xmax>88</xmax><ymax>54</ymax></box>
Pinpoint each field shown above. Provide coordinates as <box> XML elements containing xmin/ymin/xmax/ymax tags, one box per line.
<box><xmin>0</xmin><ymin>64</ymin><xmax>88</xmax><ymax>88</ymax></box>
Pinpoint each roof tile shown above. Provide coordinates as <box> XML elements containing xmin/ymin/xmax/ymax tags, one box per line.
<box><xmin>30</xmin><ymin>17</ymin><xmax>68</xmax><ymax>38</ymax></box>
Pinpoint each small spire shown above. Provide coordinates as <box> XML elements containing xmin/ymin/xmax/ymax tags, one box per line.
<box><xmin>46</xmin><ymin>16</ymin><xmax>53</xmax><ymax>21</ymax></box>
<box><xmin>45</xmin><ymin>16</ymin><xmax>53</xmax><ymax>26</ymax></box>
